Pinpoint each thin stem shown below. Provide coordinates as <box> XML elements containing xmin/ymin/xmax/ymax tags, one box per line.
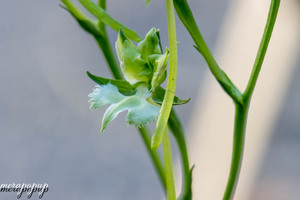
<box><xmin>223</xmin><ymin>1</ymin><xmax>280</xmax><ymax>199</ymax></box>
<box><xmin>61</xmin><ymin>0</ymin><xmax>90</xmax><ymax>20</ymax></box>
<box><xmin>138</xmin><ymin>127</ymin><xmax>166</xmax><ymax>191</ymax></box>
<box><xmin>223</xmin><ymin>103</ymin><xmax>248</xmax><ymax>200</ymax></box>
<box><xmin>173</xmin><ymin>0</ymin><xmax>243</xmax><ymax>104</ymax></box>
<box><xmin>94</xmin><ymin>35</ymin><xmax>123</xmax><ymax>80</ymax></box>
<box><xmin>97</xmin><ymin>0</ymin><xmax>106</xmax><ymax>34</ymax></box>
<box><xmin>168</xmin><ymin>109</ymin><xmax>192</xmax><ymax>200</ymax></box>
<box><xmin>94</xmin><ymin>0</ymin><xmax>122</xmax><ymax>79</ymax></box>
<box><xmin>151</xmin><ymin>0</ymin><xmax>178</xmax><ymax>150</ymax></box>
<box><xmin>244</xmin><ymin>0</ymin><xmax>281</xmax><ymax>100</ymax></box>
<box><xmin>162</xmin><ymin>127</ymin><xmax>176</xmax><ymax>200</ymax></box>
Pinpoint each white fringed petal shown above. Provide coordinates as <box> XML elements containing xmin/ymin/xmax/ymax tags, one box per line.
<box><xmin>89</xmin><ymin>84</ymin><xmax>160</xmax><ymax>132</ymax></box>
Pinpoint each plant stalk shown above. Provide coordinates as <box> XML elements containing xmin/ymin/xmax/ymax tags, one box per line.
<box><xmin>168</xmin><ymin>109</ymin><xmax>192</xmax><ymax>199</ymax></box>
<box><xmin>151</xmin><ymin>0</ymin><xmax>178</xmax><ymax>150</ymax></box>
<box><xmin>138</xmin><ymin>127</ymin><xmax>166</xmax><ymax>191</ymax></box>
<box><xmin>244</xmin><ymin>0</ymin><xmax>281</xmax><ymax>99</ymax></box>
<box><xmin>163</xmin><ymin>127</ymin><xmax>176</xmax><ymax>200</ymax></box>
<box><xmin>94</xmin><ymin>35</ymin><xmax>123</xmax><ymax>80</ymax></box>
<box><xmin>222</xmin><ymin>103</ymin><xmax>248</xmax><ymax>200</ymax></box>
<box><xmin>173</xmin><ymin>0</ymin><xmax>243</xmax><ymax>104</ymax></box>
<box><xmin>223</xmin><ymin>1</ymin><xmax>280</xmax><ymax>199</ymax></box>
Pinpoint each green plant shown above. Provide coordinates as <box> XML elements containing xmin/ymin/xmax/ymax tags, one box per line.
<box><xmin>61</xmin><ymin>0</ymin><xmax>280</xmax><ymax>199</ymax></box>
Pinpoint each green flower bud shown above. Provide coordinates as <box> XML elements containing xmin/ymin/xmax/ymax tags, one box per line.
<box><xmin>137</xmin><ymin>28</ymin><xmax>162</xmax><ymax>60</ymax></box>
<box><xmin>115</xmin><ymin>29</ymin><xmax>152</xmax><ymax>84</ymax></box>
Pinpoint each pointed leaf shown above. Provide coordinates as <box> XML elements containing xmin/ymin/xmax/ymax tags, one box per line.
<box><xmin>87</xmin><ymin>71</ymin><xmax>136</xmax><ymax>95</ymax></box>
<box><xmin>151</xmin><ymin>86</ymin><xmax>190</xmax><ymax>106</ymax></box>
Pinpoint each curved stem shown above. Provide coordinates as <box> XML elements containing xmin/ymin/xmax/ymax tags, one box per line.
<box><xmin>94</xmin><ymin>0</ymin><xmax>123</xmax><ymax>80</ymax></box>
<box><xmin>173</xmin><ymin>0</ymin><xmax>243</xmax><ymax>104</ymax></box>
<box><xmin>244</xmin><ymin>0</ymin><xmax>281</xmax><ymax>99</ymax></box>
<box><xmin>95</xmin><ymin>35</ymin><xmax>123</xmax><ymax>80</ymax></box>
<box><xmin>138</xmin><ymin>127</ymin><xmax>166</xmax><ymax>191</ymax></box>
<box><xmin>151</xmin><ymin>0</ymin><xmax>178</xmax><ymax>150</ymax></box>
<box><xmin>224</xmin><ymin>1</ymin><xmax>280</xmax><ymax>199</ymax></box>
<box><xmin>168</xmin><ymin>109</ymin><xmax>192</xmax><ymax>200</ymax></box>
<box><xmin>163</xmin><ymin>127</ymin><xmax>176</xmax><ymax>200</ymax></box>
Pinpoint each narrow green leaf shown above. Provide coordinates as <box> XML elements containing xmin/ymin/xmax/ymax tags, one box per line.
<box><xmin>87</xmin><ymin>71</ymin><xmax>136</xmax><ymax>95</ymax></box>
<box><xmin>178</xmin><ymin>165</ymin><xmax>194</xmax><ymax>200</ymax></box>
<box><xmin>79</xmin><ymin>0</ymin><xmax>142</xmax><ymax>42</ymax></box>
<box><xmin>151</xmin><ymin>86</ymin><xmax>190</xmax><ymax>106</ymax></box>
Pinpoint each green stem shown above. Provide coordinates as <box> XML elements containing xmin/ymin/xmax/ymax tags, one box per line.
<box><xmin>168</xmin><ymin>109</ymin><xmax>192</xmax><ymax>200</ymax></box>
<box><xmin>223</xmin><ymin>1</ymin><xmax>280</xmax><ymax>199</ymax></box>
<box><xmin>162</xmin><ymin>127</ymin><xmax>176</xmax><ymax>200</ymax></box>
<box><xmin>94</xmin><ymin>35</ymin><xmax>123</xmax><ymax>80</ymax></box>
<box><xmin>97</xmin><ymin>0</ymin><xmax>106</xmax><ymax>34</ymax></box>
<box><xmin>94</xmin><ymin>0</ymin><xmax>122</xmax><ymax>79</ymax></box>
<box><xmin>61</xmin><ymin>0</ymin><xmax>90</xmax><ymax>20</ymax></box>
<box><xmin>138</xmin><ymin>127</ymin><xmax>166</xmax><ymax>191</ymax></box>
<box><xmin>222</xmin><ymin>103</ymin><xmax>248</xmax><ymax>200</ymax></box>
<box><xmin>151</xmin><ymin>0</ymin><xmax>178</xmax><ymax>150</ymax></box>
<box><xmin>244</xmin><ymin>0</ymin><xmax>281</xmax><ymax>99</ymax></box>
<box><xmin>173</xmin><ymin>0</ymin><xmax>243</xmax><ymax>104</ymax></box>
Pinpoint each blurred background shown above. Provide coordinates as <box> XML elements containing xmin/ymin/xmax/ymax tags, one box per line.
<box><xmin>0</xmin><ymin>0</ymin><xmax>299</xmax><ymax>199</ymax></box>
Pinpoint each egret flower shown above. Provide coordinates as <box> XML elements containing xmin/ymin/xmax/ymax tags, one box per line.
<box><xmin>88</xmin><ymin>28</ymin><xmax>187</xmax><ymax>132</ymax></box>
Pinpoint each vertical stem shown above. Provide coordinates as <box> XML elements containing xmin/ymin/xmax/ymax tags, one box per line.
<box><xmin>138</xmin><ymin>127</ymin><xmax>166</xmax><ymax>191</ymax></box>
<box><xmin>151</xmin><ymin>0</ymin><xmax>178</xmax><ymax>149</ymax></box>
<box><xmin>244</xmin><ymin>0</ymin><xmax>281</xmax><ymax>99</ymax></box>
<box><xmin>168</xmin><ymin>109</ymin><xmax>192</xmax><ymax>199</ymax></box>
<box><xmin>96</xmin><ymin>0</ymin><xmax>123</xmax><ymax>80</ymax></box>
<box><xmin>224</xmin><ymin>1</ymin><xmax>280</xmax><ymax>199</ymax></box>
<box><xmin>223</xmin><ymin>103</ymin><xmax>248</xmax><ymax>200</ymax></box>
<box><xmin>163</xmin><ymin>127</ymin><xmax>176</xmax><ymax>200</ymax></box>
<box><xmin>95</xmin><ymin>35</ymin><xmax>123</xmax><ymax>80</ymax></box>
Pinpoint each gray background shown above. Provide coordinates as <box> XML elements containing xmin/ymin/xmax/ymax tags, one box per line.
<box><xmin>0</xmin><ymin>0</ymin><xmax>299</xmax><ymax>199</ymax></box>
